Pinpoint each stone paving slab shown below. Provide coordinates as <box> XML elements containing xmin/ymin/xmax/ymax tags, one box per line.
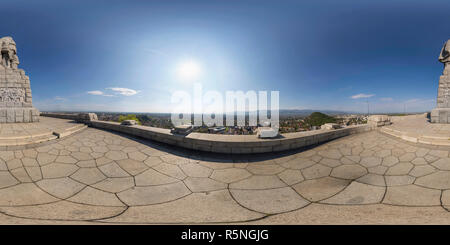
<box><xmin>2</xmin><ymin>124</ymin><xmax>450</xmax><ymax>224</ymax></box>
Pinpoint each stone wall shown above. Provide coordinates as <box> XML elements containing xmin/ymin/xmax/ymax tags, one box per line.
<box><xmin>90</xmin><ymin>120</ymin><xmax>372</xmax><ymax>154</ymax></box>
<box><xmin>41</xmin><ymin>112</ymin><xmax>373</xmax><ymax>154</ymax></box>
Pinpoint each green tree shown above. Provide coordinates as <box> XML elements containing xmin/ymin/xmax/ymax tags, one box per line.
<box><xmin>118</xmin><ymin>114</ymin><xmax>141</xmax><ymax>125</ymax></box>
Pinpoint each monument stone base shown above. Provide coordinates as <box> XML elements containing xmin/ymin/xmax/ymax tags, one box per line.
<box><xmin>0</xmin><ymin>107</ymin><xmax>39</xmax><ymax>123</ymax></box>
<box><xmin>430</xmin><ymin>108</ymin><xmax>450</xmax><ymax>123</ymax></box>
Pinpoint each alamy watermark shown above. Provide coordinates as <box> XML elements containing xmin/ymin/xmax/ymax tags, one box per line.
<box><xmin>171</xmin><ymin>83</ymin><xmax>279</xmax><ymax>131</ymax></box>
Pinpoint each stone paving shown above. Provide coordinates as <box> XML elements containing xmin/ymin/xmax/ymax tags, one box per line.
<box><xmin>3</xmin><ymin>121</ymin><xmax>450</xmax><ymax>224</ymax></box>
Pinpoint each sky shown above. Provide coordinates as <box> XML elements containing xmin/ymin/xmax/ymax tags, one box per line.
<box><xmin>0</xmin><ymin>0</ymin><xmax>449</xmax><ymax>113</ymax></box>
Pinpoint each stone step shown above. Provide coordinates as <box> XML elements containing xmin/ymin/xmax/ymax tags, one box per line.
<box><xmin>0</xmin><ymin>134</ymin><xmax>58</xmax><ymax>146</ymax></box>
<box><xmin>53</xmin><ymin>124</ymin><xmax>87</xmax><ymax>138</ymax></box>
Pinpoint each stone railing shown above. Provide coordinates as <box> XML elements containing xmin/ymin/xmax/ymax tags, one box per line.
<box><xmin>41</xmin><ymin>112</ymin><xmax>374</xmax><ymax>154</ymax></box>
<box><xmin>40</xmin><ymin>112</ymin><xmax>98</xmax><ymax>124</ymax></box>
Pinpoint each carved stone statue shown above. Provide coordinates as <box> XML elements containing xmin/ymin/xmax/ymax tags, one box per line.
<box><xmin>431</xmin><ymin>39</ymin><xmax>450</xmax><ymax>123</ymax></box>
<box><xmin>0</xmin><ymin>36</ymin><xmax>39</xmax><ymax>123</ymax></box>
<box><xmin>439</xmin><ymin>40</ymin><xmax>450</xmax><ymax>64</ymax></box>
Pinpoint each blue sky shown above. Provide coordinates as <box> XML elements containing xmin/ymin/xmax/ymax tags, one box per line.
<box><xmin>1</xmin><ymin>0</ymin><xmax>449</xmax><ymax>113</ymax></box>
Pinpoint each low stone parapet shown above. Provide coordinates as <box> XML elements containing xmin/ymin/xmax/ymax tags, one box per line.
<box><xmin>40</xmin><ymin>112</ymin><xmax>97</xmax><ymax>124</ymax></box>
<box><xmin>89</xmin><ymin>120</ymin><xmax>372</xmax><ymax>154</ymax></box>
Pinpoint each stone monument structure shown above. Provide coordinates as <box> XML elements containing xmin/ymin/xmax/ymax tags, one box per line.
<box><xmin>0</xmin><ymin>36</ymin><xmax>39</xmax><ymax>123</ymax></box>
<box><xmin>431</xmin><ymin>39</ymin><xmax>450</xmax><ymax>123</ymax></box>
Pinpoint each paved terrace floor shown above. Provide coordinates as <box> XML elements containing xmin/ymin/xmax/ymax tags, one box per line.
<box><xmin>3</xmin><ymin>118</ymin><xmax>450</xmax><ymax>224</ymax></box>
<box><xmin>381</xmin><ymin>116</ymin><xmax>450</xmax><ymax>145</ymax></box>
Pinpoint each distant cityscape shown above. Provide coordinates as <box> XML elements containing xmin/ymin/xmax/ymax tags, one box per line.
<box><xmin>83</xmin><ymin>110</ymin><xmax>392</xmax><ymax>135</ymax></box>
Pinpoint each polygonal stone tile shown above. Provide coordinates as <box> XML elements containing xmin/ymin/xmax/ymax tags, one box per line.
<box><xmin>92</xmin><ymin>146</ymin><xmax>109</xmax><ymax>153</ymax></box>
<box><xmin>360</xmin><ymin>156</ymin><xmax>382</xmax><ymax>168</ymax></box>
<box><xmin>392</xmin><ymin>148</ymin><xmax>406</xmax><ymax>157</ymax></box>
<box><xmin>321</xmin><ymin>182</ymin><xmax>385</xmax><ymax>205</ymax></box>
<box><xmin>425</xmin><ymin>154</ymin><xmax>439</xmax><ymax>163</ymax></box>
<box><xmin>36</xmin><ymin>177</ymin><xmax>85</xmax><ymax>199</ymax></box>
<box><xmin>105</xmin><ymin>151</ymin><xmax>128</xmax><ymax>161</ymax></box>
<box><xmin>76</xmin><ymin>160</ymin><xmax>97</xmax><ymax>168</ymax></box>
<box><xmin>318</xmin><ymin>149</ymin><xmax>342</xmax><ymax>159</ymax></box>
<box><xmin>399</xmin><ymin>153</ymin><xmax>416</xmax><ymax>162</ymax></box>
<box><xmin>116</xmin><ymin>159</ymin><xmax>149</xmax><ymax>176</ymax></box>
<box><xmin>36</xmin><ymin>153</ymin><xmax>57</xmax><ymax>166</ymax></box>
<box><xmin>319</xmin><ymin>158</ymin><xmax>341</xmax><ymax>168</ymax></box>
<box><xmin>6</xmin><ymin>159</ymin><xmax>22</xmax><ymax>170</ymax></box>
<box><xmin>383</xmin><ymin>185</ymin><xmax>441</xmax><ymax>206</ymax></box>
<box><xmin>117</xmin><ymin>182</ymin><xmax>191</xmax><ymax>206</ymax></box>
<box><xmin>25</xmin><ymin>167</ymin><xmax>42</xmax><ymax>181</ymax></box>
<box><xmin>71</xmin><ymin>152</ymin><xmax>93</xmax><ymax>161</ymax></box>
<box><xmin>135</xmin><ymin>168</ymin><xmax>179</xmax><ymax>186</ymax></box>
<box><xmin>0</xmin><ymin>171</ymin><xmax>19</xmax><ymax>189</ymax></box>
<box><xmin>128</xmin><ymin>151</ymin><xmax>148</xmax><ymax>162</ymax></box>
<box><xmin>0</xmin><ymin>151</ymin><xmax>15</xmax><ymax>161</ymax></box>
<box><xmin>432</xmin><ymin>158</ymin><xmax>450</xmax><ymax>170</ymax></box>
<box><xmin>180</xmin><ymin>163</ymin><xmax>213</xmax><ymax>178</ymax></box>
<box><xmin>230</xmin><ymin>187</ymin><xmax>309</xmax><ymax>214</ymax></box>
<box><xmin>360</xmin><ymin>149</ymin><xmax>375</xmax><ymax>157</ymax></box>
<box><xmin>246</xmin><ymin>164</ymin><xmax>285</xmax><ymax>175</ymax></box>
<box><xmin>79</xmin><ymin>146</ymin><xmax>93</xmax><ymax>153</ymax></box>
<box><xmin>11</xmin><ymin>168</ymin><xmax>32</xmax><ymax>182</ymax></box>
<box><xmin>281</xmin><ymin>158</ymin><xmax>316</xmax><ymax>170</ymax></box>
<box><xmin>143</xmin><ymin>156</ymin><xmax>163</xmax><ymax>167</ymax></box>
<box><xmin>331</xmin><ymin>165</ymin><xmax>367</xmax><ymax>180</ymax></box>
<box><xmin>302</xmin><ymin>164</ymin><xmax>331</xmax><ymax>180</ymax></box>
<box><xmin>210</xmin><ymin>168</ymin><xmax>252</xmax><ymax>183</ymax></box>
<box><xmin>409</xmin><ymin>165</ymin><xmax>437</xmax><ymax>177</ymax></box>
<box><xmin>68</xmin><ymin>186</ymin><xmax>124</xmax><ymax>206</ymax></box>
<box><xmin>0</xmin><ymin>183</ymin><xmax>59</xmax><ymax>206</ymax></box>
<box><xmin>230</xmin><ymin>175</ymin><xmax>286</xmax><ymax>190</ymax></box>
<box><xmin>292</xmin><ymin>177</ymin><xmax>350</xmax><ymax>202</ymax></box>
<box><xmin>428</xmin><ymin>150</ymin><xmax>448</xmax><ymax>158</ymax></box>
<box><xmin>440</xmin><ymin>190</ymin><xmax>450</xmax><ymax>208</ymax></box>
<box><xmin>375</xmin><ymin>149</ymin><xmax>391</xmax><ymax>158</ymax></box>
<box><xmin>70</xmin><ymin>168</ymin><xmax>106</xmax><ymax>185</ymax></box>
<box><xmin>95</xmin><ymin>157</ymin><xmax>113</xmax><ymax>167</ymax></box>
<box><xmin>183</xmin><ymin>177</ymin><xmax>228</xmax><ymax>192</ymax></box>
<box><xmin>382</xmin><ymin>156</ymin><xmax>399</xmax><ymax>167</ymax></box>
<box><xmin>351</xmin><ymin>146</ymin><xmax>363</xmax><ymax>155</ymax></box>
<box><xmin>92</xmin><ymin>177</ymin><xmax>135</xmax><ymax>193</ymax></box>
<box><xmin>99</xmin><ymin>162</ymin><xmax>130</xmax><ymax>178</ymax></box>
<box><xmin>103</xmin><ymin>190</ymin><xmax>264</xmax><ymax>223</ymax></box>
<box><xmin>384</xmin><ymin>175</ymin><xmax>415</xmax><ymax>186</ymax></box>
<box><xmin>356</xmin><ymin>174</ymin><xmax>385</xmax><ymax>186</ymax></box>
<box><xmin>368</xmin><ymin>165</ymin><xmax>388</xmax><ymax>175</ymax></box>
<box><xmin>40</xmin><ymin>165</ymin><xmax>76</xmax><ymax>183</ymax></box>
<box><xmin>277</xmin><ymin>169</ymin><xmax>304</xmax><ymax>185</ymax></box>
<box><xmin>21</xmin><ymin>158</ymin><xmax>38</xmax><ymax>167</ymax></box>
<box><xmin>416</xmin><ymin>171</ymin><xmax>450</xmax><ymax>189</ymax></box>
<box><xmin>385</xmin><ymin>162</ymin><xmax>413</xmax><ymax>175</ymax></box>
<box><xmin>160</xmin><ymin>154</ymin><xmax>190</xmax><ymax>165</ymax></box>
<box><xmin>411</xmin><ymin>157</ymin><xmax>428</xmax><ymax>166</ymax></box>
<box><xmin>153</xmin><ymin>162</ymin><xmax>186</xmax><ymax>180</ymax></box>
<box><xmin>0</xmin><ymin>160</ymin><xmax>7</xmax><ymax>171</ymax></box>
<box><xmin>199</xmin><ymin>161</ymin><xmax>233</xmax><ymax>170</ymax></box>
<box><xmin>415</xmin><ymin>148</ymin><xmax>430</xmax><ymax>157</ymax></box>
<box><xmin>55</xmin><ymin>156</ymin><xmax>78</xmax><ymax>164</ymax></box>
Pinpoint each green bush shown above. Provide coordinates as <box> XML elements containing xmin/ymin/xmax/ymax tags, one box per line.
<box><xmin>118</xmin><ymin>114</ymin><xmax>141</xmax><ymax>125</ymax></box>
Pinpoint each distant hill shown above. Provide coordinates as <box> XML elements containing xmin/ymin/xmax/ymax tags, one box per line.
<box><xmin>303</xmin><ymin>112</ymin><xmax>337</xmax><ymax>126</ymax></box>
<box><xmin>279</xmin><ymin>109</ymin><xmax>350</xmax><ymax>117</ymax></box>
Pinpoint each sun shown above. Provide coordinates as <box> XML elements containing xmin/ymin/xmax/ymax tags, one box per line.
<box><xmin>177</xmin><ymin>60</ymin><xmax>202</xmax><ymax>81</ymax></box>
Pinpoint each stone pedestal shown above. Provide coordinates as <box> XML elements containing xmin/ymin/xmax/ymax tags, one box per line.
<box><xmin>431</xmin><ymin>63</ymin><xmax>450</xmax><ymax>123</ymax></box>
<box><xmin>0</xmin><ymin>36</ymin><xmax>39</xmax><ymax>123</ymax></box>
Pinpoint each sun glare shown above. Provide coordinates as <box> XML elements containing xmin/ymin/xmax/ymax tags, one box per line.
<box><xmin>177</xmin><ymin>60</ymin><xmax>202</xmax><ymax>81</ymax></box>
